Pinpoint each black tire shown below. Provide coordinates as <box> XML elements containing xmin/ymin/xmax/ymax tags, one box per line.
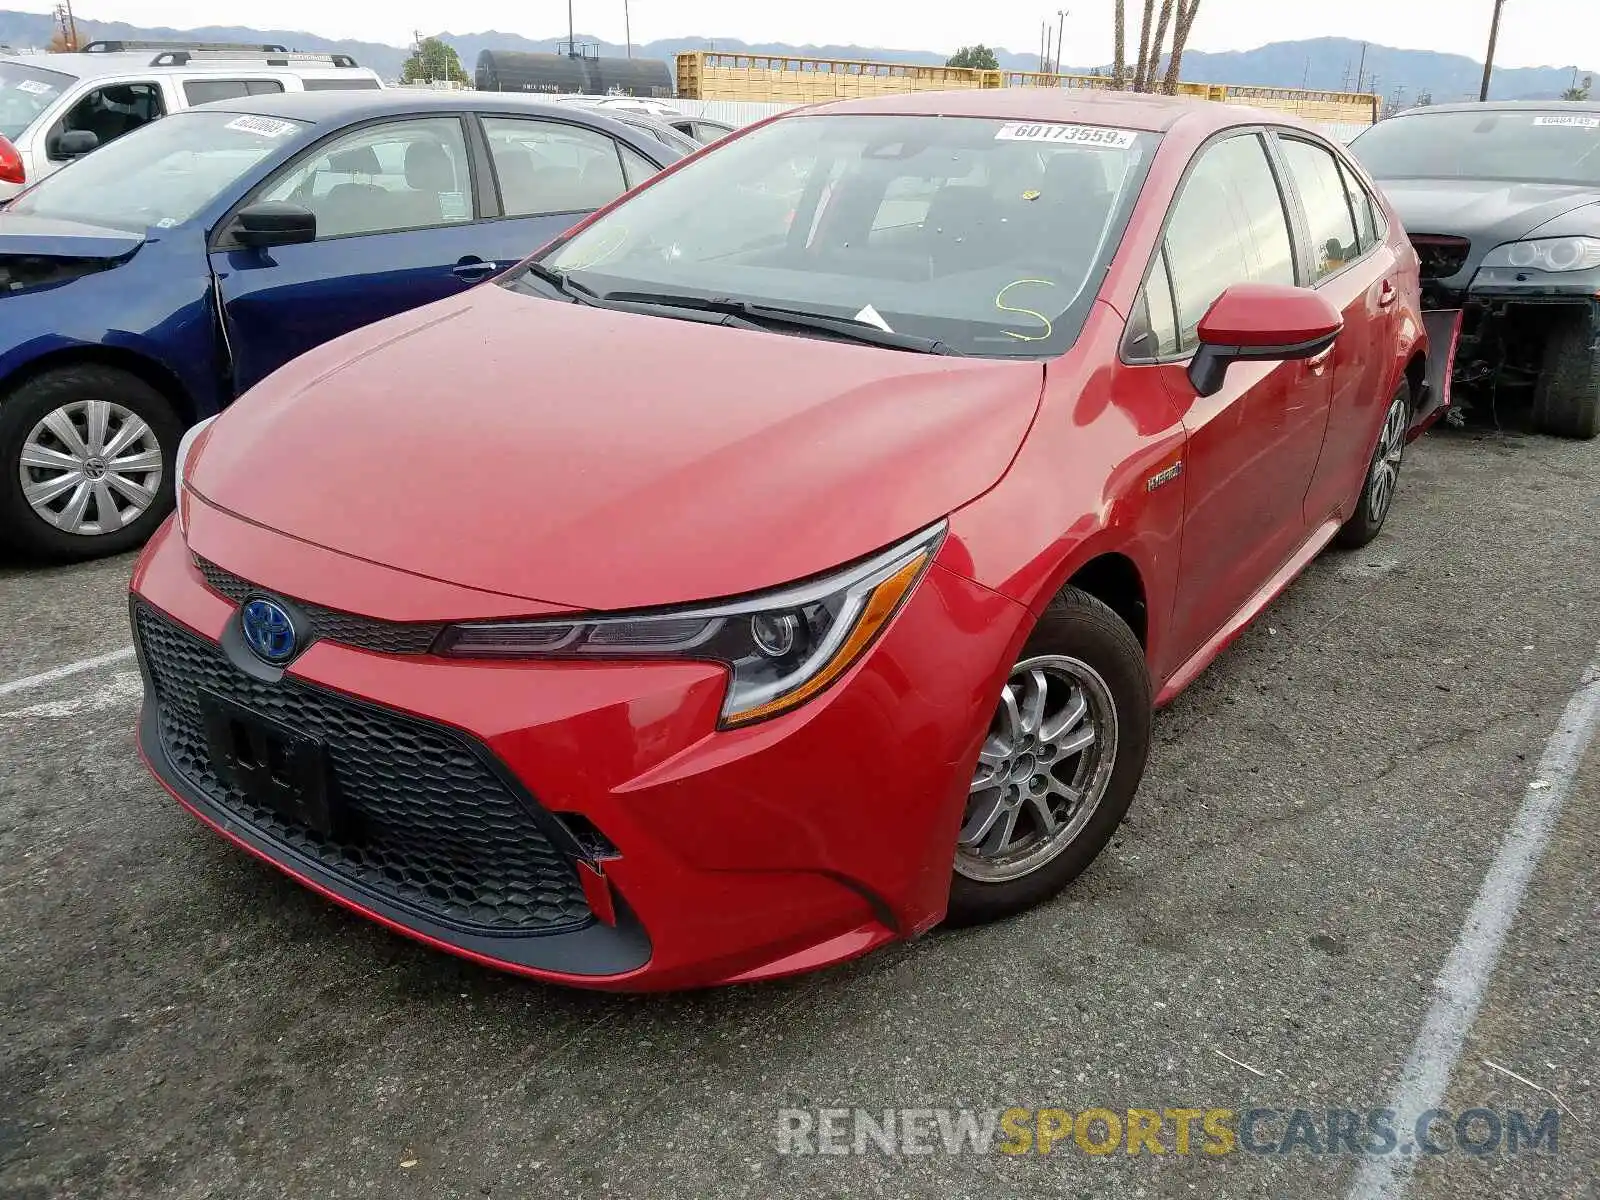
<box><xmin>1532</xmin><ymin>314</ymin><xmax>1600</xmax><ymax>440</ymax></box>
<box><xmin>0</xmin><ymin>365</ymin><xmax>181</xmax><ymax>561</ymax></box>
<box><xmin>1334</xmin><ymin>380</ymin><xmax>1411</xmax><ymax>550</ymax></box>
<box><xmin>945</xmin><ymin>587</ymin><xmax>1152</xmax><ymax>927</ymax></box>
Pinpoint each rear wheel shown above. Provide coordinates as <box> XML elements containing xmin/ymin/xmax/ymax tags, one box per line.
<box><xmin>1532</xmin><ymin>314</ymin><xmax>1600</xmax><ymax>440</ymax></box>
<box><xmin>946</xmin><ymin>587</ymin><xmax>1151</xmax><ymax>927</ymax></box>
<box><xmin>1334</xmin><ymin>380</ymin><xmax>1410</xmax><ymax>550</ymax></box>
<box><xmin>0</xmin><ymin>365</ymin><xmax>180</xmax><ymax>561</ymax></box>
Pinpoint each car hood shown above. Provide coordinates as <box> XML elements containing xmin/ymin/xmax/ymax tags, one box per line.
<box><xmin>190</xmin><ymin>286</ymin><xmax>1046</xmax><ymax>613</ymax></box>
<box><xmin>0</xmin><ymin>212</ymin><xmax>146</xmax><ymax>259</ymax></box>
<box><xmin>1376</xmin><ymin>178</ymin><xmax>1600</xmax><ymax>244</ymax></box>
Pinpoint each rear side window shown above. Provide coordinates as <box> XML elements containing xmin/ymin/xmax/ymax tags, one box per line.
<box><xmin>1338</xmin><ymin>158</ymin><xmax>1384</xmax><ymax>253</ymax></box>
<box><xmin>1278</xmin><ymin>137</ymin><xmax>1362</xmax><ymax>282</ymax></box>
<box><xmin>301</xmin><ymin>78</ymin><xmax>383</xmax><ymax>92</ymax></box>
<box><xmin>618</xmin><ymin>143</ymin><xmax>658</xmax><ymax>190</ymax></box>
<box><xmin>183</xmin><ymin>79</ymin><xmax>285</xmax><ymax>104</ymax></box>
<box><xmin>483</xmin><ymin>116</ymin><xmax>629</xmax><ymax>216</ymax></box>
<box><xmin>1162</xmin><ymin>133</ymin><xmax>1296</xmax><ymax>353</ymax></box>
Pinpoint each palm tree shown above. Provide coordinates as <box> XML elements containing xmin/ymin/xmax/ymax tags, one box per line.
<box><xmin>1161</xmin><ymin>0</ymin><xmax>1203</xmax><ymax>95</ymax></box>
<box><xmin>1113</xmin><ymin>0</ymin><xmax>1127</xmax><ymax>89</ymax></box>
<box><xmin>1140</xmin><ymin>0</ymin><xmax>1175</xmax><ymax>92</ymax></box>
<box><xmin>1132</xmin><ymin>0</ymin><xmax>1156</xmax><ymax>91</ymax></box>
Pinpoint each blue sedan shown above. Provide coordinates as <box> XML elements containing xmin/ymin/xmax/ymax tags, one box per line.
<box><xmin>0</xmin><ymin>90</ymin><xmax>686</xmax><ymax>559</ymax></box>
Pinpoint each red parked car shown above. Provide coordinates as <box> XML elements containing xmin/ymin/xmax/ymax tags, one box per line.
<box><xmin>131</xmin><ymin>89</ymin><xmax>1434</xmax><ymax>991</ymax></box>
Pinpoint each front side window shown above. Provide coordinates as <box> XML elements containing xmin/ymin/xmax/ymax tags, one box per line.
<box><xmin>258</xmin><ymin>117</ymin><xmax>473</xmax><ymax>238</ymax></box>
<box><xmin>482</xmin><ymin>117</ymin><xmax>628</xmax><ymax>216</ymax></box>
<box><xmin>529</xmin><ymin>113</ymin><xmax>1160</xmax><ymax>358</ymax></box>
<box><xmin>7</xmin><ymin>109</ymin><xmax>302</xmax><ymax>230</ymax></box>
<box><xmin>1163</xmin><ymin>133</ymin><xmax>1296</xmax><ymax>352</ymax></box>
<box><xmin>0</xmin><ymin>61</ymin><xmax>74</xmax><ymax>140</ymax></box>
<box><xmin>1278</xmin><ymin>136</ymin><xmax>1362</xmax><ymax>282</ymax></box>
<box><xmin>51</xmin><ymin>80</ymin><xmax>166</xmax><ymax>159</ymax></box>
<box><xmin>1349</xmin><ymin>108</ymin><xmax>1600</xmax><ymax>186</ymax></box>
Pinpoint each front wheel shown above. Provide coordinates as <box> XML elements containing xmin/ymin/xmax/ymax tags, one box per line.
<box><xmin>946</xmin><ymin>587</ymin><xmax>1152</xmax><ymax>927</ymax></box>
<box><xmin>0</xmin><ymin>365</ymin><xmax>181</xmax><ymax>561</ymax></box>
<box><xmin>1334</xmin><ymin>380</ymin><xmax>1410</xmax><ymax>550</ymax></box>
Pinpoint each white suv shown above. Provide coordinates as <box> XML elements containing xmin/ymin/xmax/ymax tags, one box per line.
<box><xmin>0</xmin><ymin>41</ymin><xmax>384</xmax><ymax>201</ymax></box>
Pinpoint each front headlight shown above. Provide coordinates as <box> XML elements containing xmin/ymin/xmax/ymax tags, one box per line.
<box><xmin>437</xmin><ymin>522</ymin><xmax>946</xmax><ymax>727</ymax></box>
<box><xmin>172</xmin><ymin>414</ymin><xmax>218</xmax><ymax>540</ymax></box>
<box><xmin>1479</xmin><ymin>236</ymin><xmax>1600</xmax><ymax>273</ymax></box>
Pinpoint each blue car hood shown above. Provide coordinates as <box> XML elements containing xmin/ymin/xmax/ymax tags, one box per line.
<box><xmin>0</xmin><ymin>214</ymin><xmax>146</xmax><ymax>259</ymax></box>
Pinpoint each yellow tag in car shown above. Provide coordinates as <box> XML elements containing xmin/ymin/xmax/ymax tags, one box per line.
<box><xmin>1022</xmin><ymin>189</ymin><xmax>1041</xmax><ymax>201</ymax></box>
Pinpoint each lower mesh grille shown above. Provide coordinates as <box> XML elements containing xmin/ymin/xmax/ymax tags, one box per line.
<box><xmin>135</xmin><ymin>602</ymin><xmax>591</xmax><ymax>935</ymax></box>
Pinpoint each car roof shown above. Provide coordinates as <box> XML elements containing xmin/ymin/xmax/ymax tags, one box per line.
<box><xmin>1</xmin><ymin>51</ymin><xmax>369</xmax><ymax>80</ymax></box>
<box><xmin>1377</xmin><ymin>98</ymin><xmax>1600</xmax><ymax>118</ymax></box>
<box><xmin>186</xmin><ymin>89</ymin><xmax>635</xmax><ymax>124</ymax></box>
<box><xmin>799</xmin><ymin>87</ymin><xmax>1314</xmax><ymax>136</ymax></box>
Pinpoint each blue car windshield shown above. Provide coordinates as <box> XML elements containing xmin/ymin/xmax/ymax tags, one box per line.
<box><xmin>7</xmin><ymin>110</ymin><xmax>305</xmax><ymax>230</ymax></box>
<box><xmin>0</xmin><ymin>60</ymin><xmax>73</xmax><ymax>140</ymax></box>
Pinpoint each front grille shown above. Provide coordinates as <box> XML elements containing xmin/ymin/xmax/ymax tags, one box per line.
<box><xmin>135</xmin><ymin>603</ymin><xmax>591</xmax><ymax>935</ymax></box>
<box><xmin>195</xmin><ymin>558</ymin><xmax>443</xmax><ymax>655</ymax></box>
<box><xmin>1410</xmin><ymin>234</ymin><xmax>1472</xmax><ymax>282</ymax></box>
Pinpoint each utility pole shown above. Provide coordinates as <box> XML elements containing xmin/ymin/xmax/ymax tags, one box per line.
<box><xmin>1039</xmin><ymin>20</ymin><xmax>1047</xmax><ymax>72</ymax></box>
<box><xmin>568</xmin><ymin>0</ymin><xmax>576</xmax><ymax>57</ymax></box>
<box><xmin>1054</xmin><ymin>9</ymin><xmax>1068</xmax><ymax>73</ymax></box>
<box><xmin>1355</xmin><ymin>41</ymin><xmax>1368</xmax><ymax>93</ymax></box>
<box><xmin>1480</xmin><ymin>0</ymin><xmax>1506</xmax><ymax>101</ymax></box>
<box><xmin>1044</xmin><ymin>27</ymin><xmax>1054</xmax><ymax>77</ymax></box>
<box><xmin>624</xmin><ymin>0</ymin><xmax>632</xmax><ymax>58</ymax></box>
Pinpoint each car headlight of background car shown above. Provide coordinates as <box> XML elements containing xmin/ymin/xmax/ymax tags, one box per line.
<box><xmin>438</xmin><ymin>522</ymin><xmax>946</xmax><ymax>726</ymax></box>
<box><xmin>172</xmin><ymin>414</ymin><xmax>219</xmax><ymax>539</ymax></box>
<box><xmin>1478</xmin><ymin>235</ymin><xmax>1600</xmax><ymax>276</ymax></box>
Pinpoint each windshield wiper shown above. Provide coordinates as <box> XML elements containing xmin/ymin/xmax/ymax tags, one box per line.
<box><xmin>517</xmin><ymin>261</ymin><xmax>599</xmax><ymax>304</ymax></box>
<box><xmin>598</xmin><ymin>290</ymin><xmax>956</xmax><ymax>355</ymax></box>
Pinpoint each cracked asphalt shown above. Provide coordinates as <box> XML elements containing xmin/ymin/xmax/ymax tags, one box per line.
<box><xmin>1</xmin><ymin>423</ymin><xmax>1596</xmax><ymax>1200</ymax></box>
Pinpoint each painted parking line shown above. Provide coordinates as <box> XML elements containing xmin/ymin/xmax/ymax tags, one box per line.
<box><xmin>0</xmin><ymin>647</ymin><xmax>135</xmax><ymax>699</ymax></box>
<box><xmin>1347</xmin><ymin>646</ymin><xmax>1600</xmax><ymax>1200</ymax></box>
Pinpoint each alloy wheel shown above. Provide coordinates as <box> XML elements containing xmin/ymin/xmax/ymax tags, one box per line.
<box><xmin>18</xmin><ymin>400</ymin><xmax>164</xmax><ymax>537</ymax></box>
<box><xmin>1367</xmin><ymin>394</ymin><xmax>1409</xmax><ymax>525</ymax></box>
<box><xmin>954</xmin><ymin>654</ymin><xmax>1119</xmax><ymax>884</ymax></box>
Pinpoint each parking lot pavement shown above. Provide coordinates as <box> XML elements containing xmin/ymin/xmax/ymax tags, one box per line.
<box><xmin>1</xmin><ymin>426</ymin><xmax>1596</xmax><ymax>1200</ymax></box>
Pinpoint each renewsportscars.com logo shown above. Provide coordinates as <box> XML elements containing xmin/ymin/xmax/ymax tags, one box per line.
<box><xmin>776</xmin><ymin>1106</ymin><xmax>1561</xmax><ymax>1159</ymax></box>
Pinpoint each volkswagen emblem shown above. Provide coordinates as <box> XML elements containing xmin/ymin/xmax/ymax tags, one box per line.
<box><xmin>240</xmin><ymin>597</ymin><xmax>298</xmax><ymax>665</ymax></box>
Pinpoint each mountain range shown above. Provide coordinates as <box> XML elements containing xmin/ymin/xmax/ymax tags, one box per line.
<box><xmin>0</xmin><ymin>10</ymin><xmax>1591</xmax><ymax>103</ymax></box>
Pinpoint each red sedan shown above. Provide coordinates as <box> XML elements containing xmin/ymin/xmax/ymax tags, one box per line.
<box><xmin>130</xmin><ymin>89</ymin><xmax>1433</xmax><ymax>991</ymax></box>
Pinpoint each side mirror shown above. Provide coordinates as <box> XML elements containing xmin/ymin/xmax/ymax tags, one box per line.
<box><xmin>232</xmin><ymin>201</ymin><xmax>317</xmax><ymax>249</ymax></box>
<box><xmin>1188</xmin><ymin>282</ymin><xmax>1344</xmax><ymax>398</ymax></box>
<box><xmin>50</xmin><ymin>129</ymin><xmax>100</xmax><ymax>160</ymax></box>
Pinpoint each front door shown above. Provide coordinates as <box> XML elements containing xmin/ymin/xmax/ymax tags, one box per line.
<box><xmin>1147</xmin><ymin>132</ymin><xmax>1337</xmax><ymax>667</ymax></box>
<box><xmin>210</xmin><ymin>115</ymin><xmax>496</xmax><ymax>394</ymax></box>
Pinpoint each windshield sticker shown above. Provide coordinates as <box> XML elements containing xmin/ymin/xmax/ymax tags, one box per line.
<box><xmin>225</xmin><ymin>115</ymin><xmax>297</xmax><ymax>138</ymax></box>
<box><xmin>14</xmin><ymin>79</ymin><xmax>56</xmax><ymax>96</ymax></box>
<box><xmin>995</xmin><ymin>278</ymin><xmax>1057</xmax><ymax>342</ymax></box>
<box><xmin>853</xmin><ymin>303</ymin><xmax>894</xmax><ymax>333</ymax></box>
<box><xmin>1533</xmin><ymin>114</ymin><xmax>1600</xmax><ymax>129</ymax></box>
<box><xmin>995</xmin><ymin>122</ymin><xmax>1138</xmax><ymax>149</ymax></box>
<box><xmin>439</xmin><ymin>191</ymin><xmax>471</xmax><ymax>221</ymax></box>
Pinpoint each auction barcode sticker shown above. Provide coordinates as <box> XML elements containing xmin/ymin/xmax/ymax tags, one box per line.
<box><xmin>14</xmin><ymin>79</ymin><xmax>55</xmax><ymax>95</ymax></box>
<box><xmin>995</xmin><ymin>122</ymin><xmax>1139</xmax><ymax>148</ymax></box>
<box><xmin>1533</xmin><ymin>114</ymin><xmax>1600</xmax><ymax>128</ymax></box>
<box><xmin>225</xmin><ymin>116</ymin><xmax>297</xmax><ymax>138</ymax></box>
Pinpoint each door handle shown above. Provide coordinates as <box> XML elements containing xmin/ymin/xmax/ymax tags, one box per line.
<box><xmin>453</xmin><ymin>257</ymin><xmax>497</xmax><ymax>283</ymax></box>
<box><xmin>1377</xmin><ymin>279</ymin><xmax>1398</xmax><ymax>308</ymax></box>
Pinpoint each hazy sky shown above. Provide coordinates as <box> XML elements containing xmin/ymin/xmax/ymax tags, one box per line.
<box><xmin>16</xmin><ymin>0</ymin><xmax>1598</xmax><ymax>69</ymax></box>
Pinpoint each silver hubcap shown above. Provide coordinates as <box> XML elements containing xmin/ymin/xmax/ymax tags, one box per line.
<box><xmin>1367</xmin><ymin>395</ymin><xmax>1408</xmax><ymax>524</ymax></box>
<box><xmin>18</xmin><ymin>400</ymin><xmax>163</xmax><ymax>537</ymax></box>
<box><xmin>954</xmin><ymin>654</ymin><xmax>1119</xmax><ymax>884</ymax></box>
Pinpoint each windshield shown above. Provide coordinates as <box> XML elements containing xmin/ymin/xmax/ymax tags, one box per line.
<box><xmin>7</xmin><ymin>110</ymin><xmax>303</xmax><ymax>230</ymax></box>
<box><xmin>528</xmin><ymin>113</ymin><xmax>1158</xmax><ymax>358</ymax></box>
<box><xmin>1350</xmin><ymin>108</ymin><xmax>1600</xmax><ymax>186</ymax></box>
<box><xmin>0</xmin><ymin>60</ymin><xmax>74</xmax><ymax>141</ymax></box>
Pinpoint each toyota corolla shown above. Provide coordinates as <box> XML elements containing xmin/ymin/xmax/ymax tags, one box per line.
<box><xmin>130</xmin><ymin>90</ymin><xmax>1432</xmax><ymax>991</ymax></box>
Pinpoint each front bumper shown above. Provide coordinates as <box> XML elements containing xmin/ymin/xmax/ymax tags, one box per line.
<box><xmin>130</xmin><ymin>509</ymin><xmax>1028</xmax><ymax>991</ymax></box>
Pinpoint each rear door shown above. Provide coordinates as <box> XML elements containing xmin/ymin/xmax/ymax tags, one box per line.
<box><xmin>1270</xmin><ymin>132</ymin><xmax>1400</xmax><ymax>527</ymax></box>
<box><xmin>210</xmin><ymin>114</ymin><xmax>491</xmax><ymax>393</ymax></box>
<box><xmin>1125</xmin><ymin>131</ymin><xmax>1335</xmax><ymax>666</ymax></box>
<box><xmin>474</xmin><ymin>113</ymin><xmax>656</xmax><ymax>257</ymax></box>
